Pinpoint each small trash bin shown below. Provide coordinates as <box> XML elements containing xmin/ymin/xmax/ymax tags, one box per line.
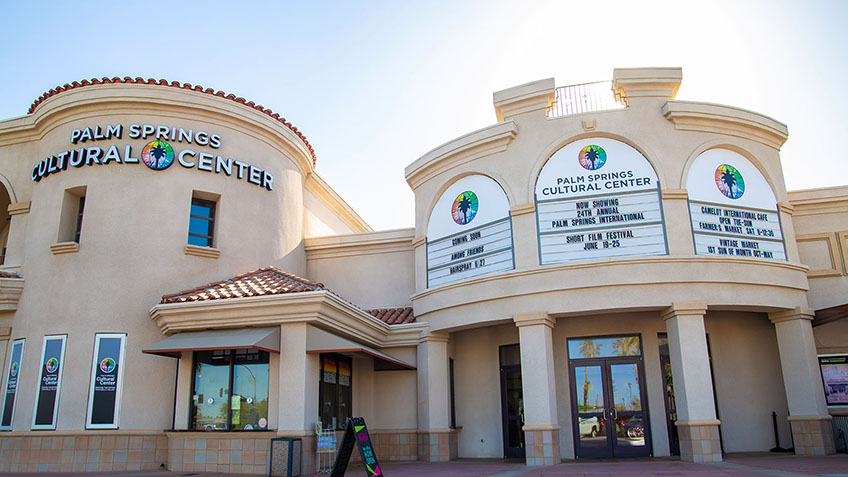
<box><xmin>269</xmin><ymin>437</ymin><xmax>302</xmax><ymax>477</ymax></box>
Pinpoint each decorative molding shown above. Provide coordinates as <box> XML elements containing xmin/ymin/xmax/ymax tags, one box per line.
<box><xmin>509</xmin><ymin>203</ymin><xmax>536</xmax><ymax>217</ymax></box>
<box><xmin>839</xmin><ymin>231</ymin><xmax>848</xmax><ymax>276</ymax></box>
<box><xmin>412</xmin><ymin>235</ymin><xmax>427</xmax><ymax>249</ymax></box>
<box><xmin>7</xmin><ymin>201</ymin><xmax>30</xmax><ymax>216</ymax></box>
<box><xmin>612</xmin><ymin>67</ymin><xmax>682</xmax><ymax>103</ymax></box>
<box><xmin>513</xmin><ymin>311</ymin><xmax>555</xmax><ymax>329</ymax></box>
<box><xmin>662</xmin><ymin>189</ymin><xmax>689</xmax><ymax>200</ymax></box>
<box><xmin>0</xmin><ymin>327</ymin><xmax>10</xmax><ymax>340</ymax></box>
<box><xmin>660</xmin><ymin>302</ymin><xmax>708</xmax><ymax>321</ymax></box>
<box><xmin>675</xmin><ymin>419</ymin><xmax>721</xmax><ymax>427</ymax></box>
<box><xmin>184</xmin><ymin>244</ymin><xmax>220</xmax><ymax>259</ymax></box>
<box><xmin>787</xmin><ymin>186</ymin><xmax>848</xmax><ymax>216</ymax></box>
<box><xmin>304</xmin><ymin>172</ymin><xmax>372</xmax><ymax>233</ymax></box>
<box><xmin>417</xmin><ymin>329</ymin><xmax>450</xmax><ymax>344</ymax></box>
<box><xmin>50</xmin><ymin>242</ymin><xmax>79</xmax><ymax>255</ymax></box>
<box><xmin>581</xmin><ymin>119</ymin><xmax>596</xmax><ymax>131</ymax></box>
<box><xmin>768</xmin><ymin>306</ymin><xmax>815</xmax><ymax>324</ymax></box>
<box><xmin>305</xmin><ymin>228</ymin><xmax>414</xmax><ymax>260</ymax></box>
<box><xmin>777</xmin><ymin>202</ymin><xmax>795</xmax><ymax>215</ymax></box>
<box><xmin>493</xmin><ymin>78</ymin><xmax>555</xmax><ymax>122</ymax></box>
<box><xmin>663</xmin><ymin>100</ymin><xmax>789</xmax><ymax>150</ymax></box>
<box><xmin>787</xmin><ymin>414</ymin><xmax>833</xmax><ymax>422</ymax></box>
<box><xmin>405</xmin><ymin>121</ymin><xmax>518</xmax><ymax>190</ymax></box>
<box><xmin>0</xmin><ymin>278</ymin><xmax>24</xmax><ymax>311</ymax></box>
<box><xmin>795</xmin><ymin>233</ymin><xmax>841</xmax><ymax>278</ymax></box>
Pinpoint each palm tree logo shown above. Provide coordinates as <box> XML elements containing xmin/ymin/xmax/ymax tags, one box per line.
<box><xmin>451</xmin><ymin>191</ymin><xmax>479</xmax><ymax>225</ymax></box>
<box><xmin>579</xmin><ymin>145</ymin><xmax>606</xmax><ymax>171</ymax></box>
<box><xmin>141</xmin><ymin>140</ymin><xmax>175</xmax><ymax>170</ymax></box>
<box><xmin>714</xmin><ymin>164</ymin><xmax>745</xmax><ymax>199</ymax></box>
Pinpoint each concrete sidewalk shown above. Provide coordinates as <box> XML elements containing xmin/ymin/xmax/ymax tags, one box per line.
<box><xmin>0</xmin><ymin>453</ymin><xmax>846</xmax><ymax>476</ymax></box>
<box><xmin>315</xmin><ymin>453</ymin><xmax>848</xmax><ymax>477</ymax></box>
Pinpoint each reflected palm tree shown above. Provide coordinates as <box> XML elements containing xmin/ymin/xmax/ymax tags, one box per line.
<box><xmin>578</xmin><ymin>340</ymin><xmax>601</xmax><ymax>407</ymax></box>
<box><xmin>611</xmin><ymin>337</ymin><xmax>639</xmax><ymax>356</ymax></box>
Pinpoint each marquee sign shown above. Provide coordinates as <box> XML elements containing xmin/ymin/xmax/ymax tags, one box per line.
<box><xmin>426</xmin><ymin>175</ymin><xmax>514</xmax><ymax>287</ymax></box>
<box><xmin>535</xmin><ymin>138</ymin><xmax>667</xmax><ymax>264</ymax></box>
<box><xmin>687</xmin><ymin>149</ymin><xmax>786</xmax><ymax>260</ymax></box>
<box><xmin>31</xmin><ymin>124</ymin><xmax>274</xmax><ymax>190</ymax></box>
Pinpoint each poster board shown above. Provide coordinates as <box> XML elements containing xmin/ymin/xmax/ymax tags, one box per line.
<box><xmin>331</xmin><ymin>417</ymin><xmax>382</xmax><ymax>477</ymax></box>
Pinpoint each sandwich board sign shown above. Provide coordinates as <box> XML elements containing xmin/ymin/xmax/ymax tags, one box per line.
<box><xmin>331</xmin><ymin>417</ymin><xmax>382</xmax><ymax>476</ymax></box>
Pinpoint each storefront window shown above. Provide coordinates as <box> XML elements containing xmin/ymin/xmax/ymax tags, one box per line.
<box><xmin>191</xmin><ymin>349</ymin><xmax>269</xmax><ymax>431</ymax></box>
<box><xmin>319</xmin><ymin>354</ymin><xmax>351</xmax><ymax>429</ymax></box>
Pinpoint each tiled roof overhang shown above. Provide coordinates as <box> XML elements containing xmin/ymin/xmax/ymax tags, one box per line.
<box><xmin>27</xmin><ymin>77</ymin><xmax>316</xmax><ymax>167</ymax></box>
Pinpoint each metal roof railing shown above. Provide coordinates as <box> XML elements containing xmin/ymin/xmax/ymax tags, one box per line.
<box><xmin>546</xmin><ymin>80</ymin><xmax>625</xmax><ymax>118</ymax></box>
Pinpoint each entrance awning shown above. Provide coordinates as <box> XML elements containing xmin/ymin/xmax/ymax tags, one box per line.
<box><xmin>306</xmin><ymin>327</ymin><xmax>415</xmax><ymax>371</ymax></box>
<box><xmin>142</xmin><ymin>327</ymin><xmax>281</xmax><ymax>358</ymax></box>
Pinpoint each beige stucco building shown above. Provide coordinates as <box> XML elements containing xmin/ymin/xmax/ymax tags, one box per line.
<box><xmin>0</xmin><ymin>67</ymin><xmax>845</xmax><ymax>473</ymax></box>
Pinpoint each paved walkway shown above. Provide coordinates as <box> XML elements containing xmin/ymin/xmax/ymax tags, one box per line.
<box><xmin>0</xmin><ymin>453</ymin><xmax>845</xmax><ymax>476</ymax></box>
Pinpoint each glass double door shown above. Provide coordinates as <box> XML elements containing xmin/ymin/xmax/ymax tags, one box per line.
<box><xmin>570</xmin><ymin>358</ymin><xmax>651</xmax><ymax>458</ymax></box>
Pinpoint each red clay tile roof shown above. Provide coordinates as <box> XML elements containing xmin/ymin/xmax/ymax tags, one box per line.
<box><xmin>27</xmin><ymin>77</ymin><xmax>316</xmax><ymax>167</ymax></box>
<box><xmin>160</xmin><ymin>267</ymin><xmax>414</xmax><ymax>325</ymax></box>
<box><xmin>367</xmin><ymin>307</ymin><xmax>415</xmax><ymax>325</ymax></box>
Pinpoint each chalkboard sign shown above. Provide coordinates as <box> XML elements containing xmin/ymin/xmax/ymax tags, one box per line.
<box><xmin>331</xmin><ymin>417</ymin><xmax>382</xmax><ymax>476</ymax></box>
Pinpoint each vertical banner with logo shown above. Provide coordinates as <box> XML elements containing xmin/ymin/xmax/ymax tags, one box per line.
<box><xmin>32</xmin><ymin>334</ymin><xmax>67</xmax><ymax>430</ymax></box>
<box><xmin>0</xmin><ymin>338</ymin><xmax>25</xmax><ymax>430</ymax></box>
<box><xmin>86</xmin><ymin>333</ymin><xmax>127</xmax><ymax>429</ymax></box>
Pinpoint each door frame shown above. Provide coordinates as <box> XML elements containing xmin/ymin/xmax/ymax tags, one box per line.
<box><xmin>567</xmin><ymin>335</ymin><xmax>653</xmax><ymax>459</ymax></box>
<box><xmin>499</xmin><ymin>344</ymin><xmax>525</xmax><ymax>459</ymax></box>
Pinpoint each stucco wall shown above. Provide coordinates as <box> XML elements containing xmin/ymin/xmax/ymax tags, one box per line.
<box><xmin>0</xmin><ymin>83</ymin><xmax>319</xmax><ymax>432</ymax></box>
<box><xmin>705</xmin><ymin>312</ymin><xmax>790</xmax><ymax>452</ymax></box>
<box><xmin>305</xmin><ymin>229</ymin><xmax>415</xmax><ymax>308</ymax></box>
<box><xmin>453</xmin><ymin>323</ymin><xmax>518</xmax><ymax>458</ymax></box>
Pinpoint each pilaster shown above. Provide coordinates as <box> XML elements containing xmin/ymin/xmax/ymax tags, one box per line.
<box><xmin>416</xmin><ymin>329</ymin><xmax>453</xmax><ymax>462</ymax></box>
<box><xmin>514</xmin><ymin>312</ymin><xmax>560</xmax><ymax>465</ymax></box>
<box><xmin>769</xmin><ymin>307</ymin><xmax>835</xmax><ymax>455</ymax></box>
<box><xmin>661</xmin><ymin>302</ymin><xmax>721</xmax><ymax>463</ymax></box>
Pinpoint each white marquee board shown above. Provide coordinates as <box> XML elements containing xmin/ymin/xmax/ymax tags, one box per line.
<box><xmin>535</xmin><ymin>138</ymin><xmax>667</xmax><ymax>264</ymax></box>
<box><xmin>426</xmin><ymin>175</ymin><xmax>514</xmax><ymax>287</ymax></box>
<box><xmin>686</xmin><ymin>149</ymin><xmax>786</xmax><ymax>260</ymax></box>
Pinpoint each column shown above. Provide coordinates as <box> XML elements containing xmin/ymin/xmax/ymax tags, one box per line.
<box><xmin>278</xmin><ymin>322</ymin><xmax>320</xmax><ymax>472</ymax></box>
<box><xmin>416</xmin><ymin>330</ymin><xmax>453</xmax><ymax>462</ymax></box>
<box><xmin>661</xmin><ymin>302</ymin><xmax>721</xmax><ymax>463</ymax></box>
<box><xmin>769</xmin><ymin>307</ymin><xmax>835</xmax><ymax>455</ymax></box>
<box><xmin>514</xmin><ymin>312</ymin><xmax>560</xmax><ymax>466</ymax></box>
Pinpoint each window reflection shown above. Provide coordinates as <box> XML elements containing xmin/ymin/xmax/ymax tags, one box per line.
<box><xmin>191</xmin><ymin>349</ymin><xmax>269</xmax><ymax>431</ymax></box>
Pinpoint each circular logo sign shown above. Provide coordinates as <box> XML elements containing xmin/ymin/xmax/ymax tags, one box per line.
<box><xmin>715</xmin><ymin>164</ymin><xmax>745</xmax><ymax>199</ymax></box>
<box><xmin>451</xmin><ymin>191</ymin><xmax>478</xmax><ymax>225</ymax></box>
<box><xmin>100</xmin><ymin>357</ymin><xmax>116</xmax><ymax>374</ymax></box>
<box><xmin>578</xmin><ymin>145</ymin><xmax>607</xmax><ymax>170</ymax></box>
<box><xmin>10</xmin><ymin>362</ymin><xmax>17</xmax><ymax>377</ymax></box>
<box><xmin>141</xmin><ymin>140</ymin><xmax>175</xmax><ymax>170</ymax></box>
<box><xmin>258</xmin><ymin>417</ymin><xmax>268</xmax><ymax>428</ymax></box>
<box><xmin>45</xmin><ymin>358</ymin><xmax>58</xmax><ymax>374</ymax></box>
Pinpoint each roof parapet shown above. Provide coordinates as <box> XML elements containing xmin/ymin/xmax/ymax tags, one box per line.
<box><xmin>493</xmin><ymin>78</ymin><xmax>555</xmax><ymax>122</ymax></box>
<box><xmin>612</xmin><ymin>67</ymin><xmax>683</xmax><ymax>105</ymax></box>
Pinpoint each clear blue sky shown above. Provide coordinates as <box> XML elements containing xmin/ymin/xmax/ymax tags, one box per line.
<box><xmin>1</xmin><ymin>0</ymin><xmax>845</xmax><ymax>231</ymax></box>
